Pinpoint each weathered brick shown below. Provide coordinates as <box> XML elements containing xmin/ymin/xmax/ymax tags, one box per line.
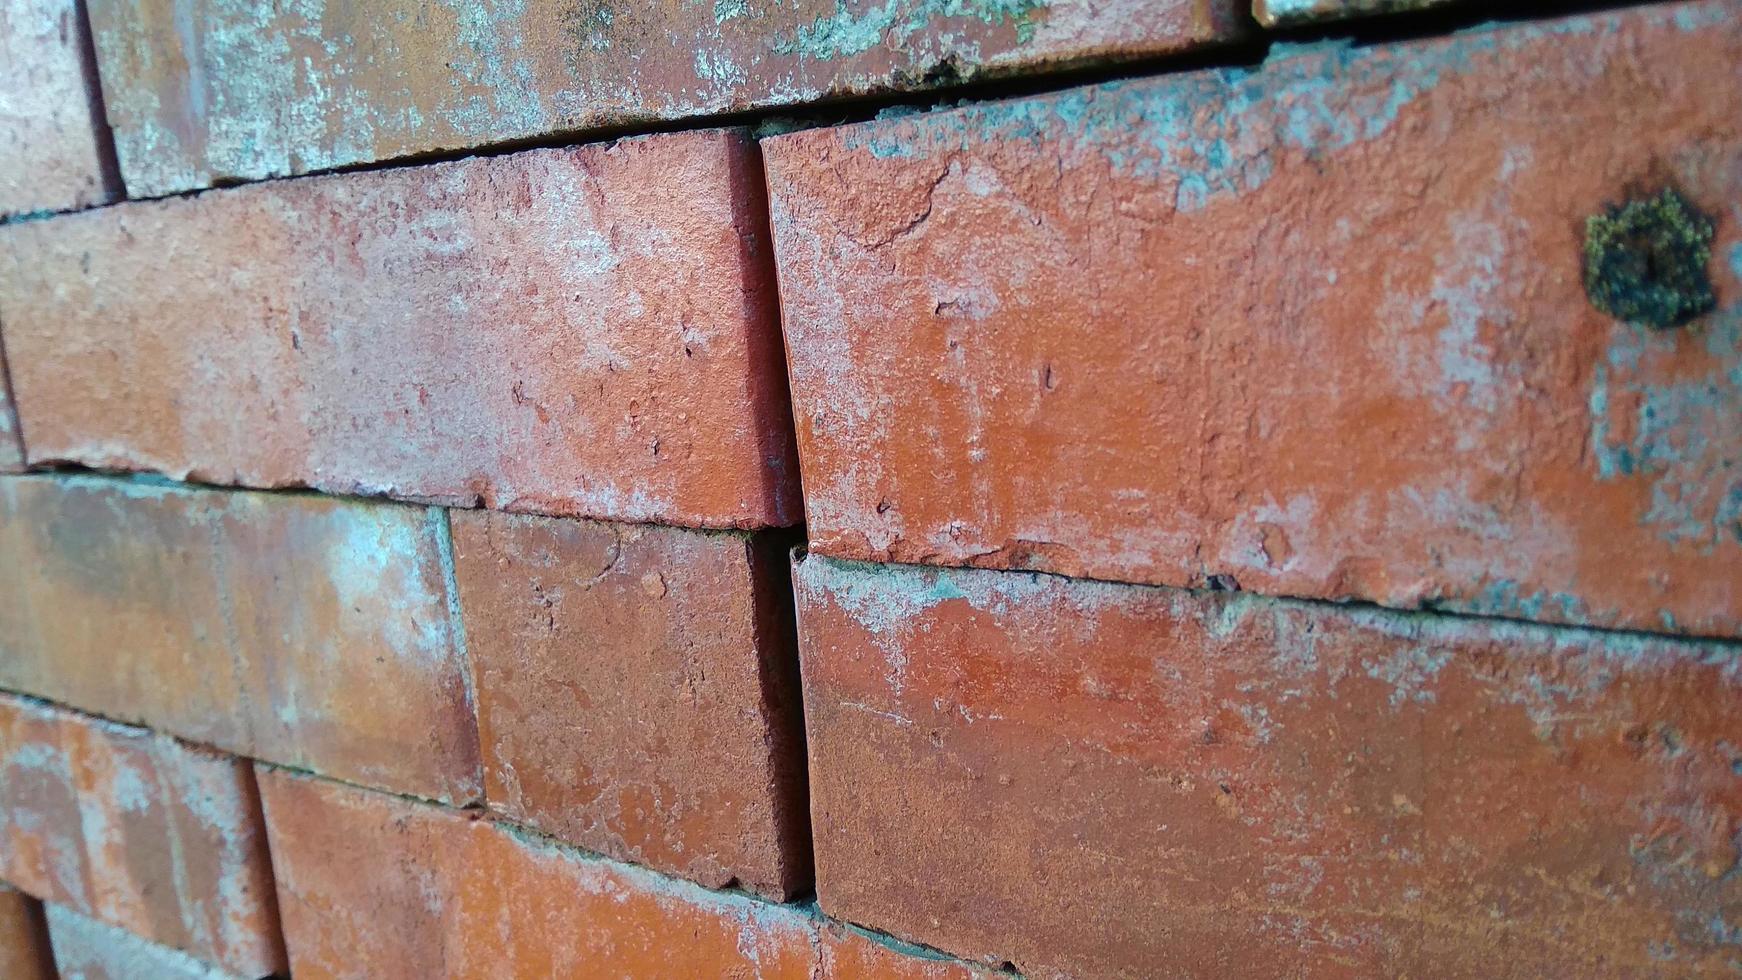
<box><xmin>0</xmin><ymin>696</ymin><xmax>285</xmax><ymax>976</ymax></box>
<box><xmin>451</xmin><ymin>511</ymin><xmax>809</xmax><ymax>899</ymax></box>
<box><xmin>257</xmin><ymin>767</ymin><xmax>992</xmax><ymax>979</ymax></box>
<box><xmin>0</xmin><ymin>131</ymin><xmax>799</xmax><ymax>530</ymax></box>
<box><xmin>0</xmin><ymin>474</ymin><xmax>481</xmax><ymax>802</ymax></box>
<box><xmin>1253</xmin><ymin>0</ymin><xmax>1457</xmax><ymax>26</ymax></box>
<box><xmin>0</xmin><ymin>0</ymin><xmax>117</xmax><ymax>216</ymax></box>
<box><xmin>46</xmin><ymin>903</ymin><xmax>260</xmax><ymax>980</ymax></box>
<box><xmin>792</xmin><ymin>553</ymin><xmax>1742</xmax><ymax>977</ymax></box>
<box><xmin>763</xmin><ymin>0</ymin><xmax>1742</xmax><ymax>638</ymax></box>
<box><xmin>88</xmin><ymin>0</ymin><xmax>1244</xmax><ymax>198</ymax></box>
<box><xmin>0</xmin><ymin>885</ymin><xmax>53</xmax><ymax>980</ymax></box>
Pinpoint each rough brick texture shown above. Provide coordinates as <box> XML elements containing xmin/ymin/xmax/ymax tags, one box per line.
<box><xmin>792</xmin><ymin>554</ymin><xmax>1742</xmax><ymax>977</ymax></box>
<box><xmin>47</xmin><ymin>903</ymin><xmax>259</xmax><ymax>980</ymax></box>
<box><xmin>1</xmin><ymin>131</ymin><xmax>797</xmax><ymax>532</ymax></box>
<box><xmin>1253</xmin><ymin>0</ymin><xmax>1457</xmax><ymax>25</ymax></box>
<box><xmin>452</xmin><ymin>512</ymin><xmax>809</xmax><ymax>899</ymax></box>
<box><xmin>0</xmin><ymin>696</ymin><xmax>285</xmax><ymax>976</ymax></box>
<box><xmin>89</xmin><ymin>0</ymin><xmax>1244</xmax><ymax>198</ymax></box>
<box><xmin>0</xmin><ymin>0</ymin><xmax>116</xmax><ymax>216</ymax></box>
<box><xmin>0</xmin><ymin>130</ymin><xmax>798</xmax><ymax>529</ymax></box>
<box><xmin>258</xmin><ymin>768</ymin><xmax>991</xmax><ymax>979</ymax></box>
<box><xmin>0</xmin><ymin>884</ymin><xmax>54</xmax><ymax>980</ymax></box>
<box><xmin>0</xmin><ymin>475</ymin><xmax>481</xmax><ymax>802</ymax></box>
<box><xmin>763</xmin><ymin>0</ymin><xmax>1742</xmax><ymax>638</ymax></box>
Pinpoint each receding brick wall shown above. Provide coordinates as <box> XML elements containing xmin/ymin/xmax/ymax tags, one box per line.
<box><xmin>0</xmin><ymin>0</ymin><xmax>1735</xmax><ymax>977</ymax></box>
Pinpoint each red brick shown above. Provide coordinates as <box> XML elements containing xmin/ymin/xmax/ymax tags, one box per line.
<box><xmin>1253</xmin><ymin>0</ymin><xmax>1457</xmax><ymax>26</ymax></box>
<box><xmin>46</xmin><ymin>903</ymin><xmax>261</xmax><ymax>980</ymax></box>
<box><xmin>0</xmin><ymin>696</ymin><xmax>285</xmax><ymax>976</ymax></box>
<box><xmin>451</xmin><ymin>511</ymin><xmax>809</xmax><ymax>899</ymax></box>
<box><xmin>89</xmin><ymin>1</ymin><xmax>1244</xmax><ymax>198</ymax></box>
<box><xmin>763</xmin><ymin>0</ymin><xmax>1742</xmax><ymax>638</ymax></box>
<box><xmin>792</xmin><ymin>553</ymin><xmax>1742</xmax><ymax>977</ymax></box>
<box><xmin>0</xmin><ymin>474</ymin><xmax>481</xmax><ymax>802</ymax></box>
<box><xmin>0</xmin><ymin>885</ymin><xmax>53</xmax><ymax>980</ymax></box>
<box><xmin>0</xmin><ymin>0</ymin><xmax>116</xmax><ymax>216</ymax></box>
<box><xmin>0</xmin><ymin>130</ymin><xmax>798</xmax><ymax>529</ymax></box>
<box><xmin>257</xmin><ymin>767</ymin><xmax>992</xmax><ymax>980</ymax></box>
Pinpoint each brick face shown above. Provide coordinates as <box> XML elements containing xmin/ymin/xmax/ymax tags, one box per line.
<box><xmin>0</xmin><ymin>696</ymin><xmax>285</xmax><ymax>976</ymax></box>
<box><xmin>451</xmin><ymin>512</ymin><xmax>810</xmax><ymax>899</ymax></box>
<box><xmin>0</xmin><ymin>885</ymin><xmax>53</xmax><ymax>980</ymax></box>
<box><xmin>0</xmin><ymin>475</ymin><xmax>481</xmax><ymax>802</ymax></box>
<box><xmin>257</xmin><ymin>768</ymin><xmax>992</xmax><ymax>980</ymax></box>
<box><xmin>763</xmin><ymin>0</ymin><xmax>1742</xmax><ymax>638</ymax></box>
<box><xmin>88</xmin><ymin>0</ymin><xmax>1244</xmax><ymax>198</ymax></box>
<box><xmin>792</xmin><ymin>553</ymin><xmax>1742</xmax><ymax>977</ymax></box>
<box><xmin>46</xmin><ymin>904</ymin><xmax>256</xmax><ymax>980</ymax></box>
<box><xmin>0</xmin><ymin>130</ymin><xmax>799</xmax><ymax>529</ymax></box>
<box><xmin>0</xmin><ymin>0</ymin><xmax>116</xmax><ymax>216</ymax></box>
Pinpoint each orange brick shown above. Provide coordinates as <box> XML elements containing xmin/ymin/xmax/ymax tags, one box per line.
<box><xmin>46</xmin><ymin>903</ymin><xmax>262</xmax><ymax>980</ymax></box>
<box><xmin>0</xmin><ymin>0</ymin><xmax>117</xmax><ymax>216</ymax></box>
<box><xmin>451</xmin><ymin>512</ymin><xmax>810</xmax><ymax>899</ymax></box>
<box><xmin>0</xmin><ymin>696</ymin><xmax>285</xmax><ymax>976</ymax></box>
<box><xmin>792</xmin><ymin>553</ymin><xmax>1742</xmax><ymax>977</ymax></box>
<box><xmin>0</xmin><ymin>130</ymin><xmax>799</xmax><ymax>529</ymax></box>
<box><xmin>0</xmin><ymin>474</ymin><xmax>481</xmax><ymax>802</ymax></box>
<box><xmin>0</xmin><ymin>884</ymin><xmax>53</xmax><ymax>980</ymax></box>
<box><xmin>89</xmin><ymin>0</ymin><xmax>1244</xmax><ymax>198</ymax></box>
<box><xmin>258</xmin><ymin>768</ymin><xmax>992</xmax><ymax>979</ymax></box>
<box><xmin>763</xmin><ymin>0</ymin><xmax>1742</xmax><ymax>638</ymax></box>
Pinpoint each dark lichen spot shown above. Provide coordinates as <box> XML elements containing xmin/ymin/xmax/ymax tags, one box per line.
<box><xmin>1583</xmin><ymin>187</ymin><xmax>1717</xmax><ymax>330</ymax></box>
<box><xmin>1207</xmin><ymin>573</ymin><xmax>1241</xmax><ymax>592</ymax></box>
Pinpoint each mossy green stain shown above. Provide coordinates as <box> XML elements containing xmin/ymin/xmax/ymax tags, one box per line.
<box><xmin>1583</xmin><ymin>188</ymin><xmax>1717</xmax><ymax>330</ymax></box>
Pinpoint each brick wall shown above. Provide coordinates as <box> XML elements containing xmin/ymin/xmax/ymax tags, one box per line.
<box><xmin>0</xmin><ymin>1</ymin><xmax>1736</xmax><ymax>977</ymax></box>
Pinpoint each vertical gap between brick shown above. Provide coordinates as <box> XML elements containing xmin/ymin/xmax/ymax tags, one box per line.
<box><xmin>70</xmin><ymin>0</ymin><xmax>126</xmax><ymax>201</ymax></box>
<box><xmin>749</xmin><ymin>530</ymin><xmax>816</xmax><ymax>900</ymax></box>
<box><xmin>0</xmin><ymin>313</ymin><xmax>27</xmax><ymax>466</ymax></box>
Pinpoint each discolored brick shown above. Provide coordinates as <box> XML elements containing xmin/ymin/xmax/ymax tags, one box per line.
<box><xmin>792</xmin><ymin>553</ymin><xmax>1742</xmax><ymax>977</ymax></box>
<box><xmin>0</xmin><ymin>474</ymin><xmax>481</xmax><ymax>802</ymax></box>
<box><xmin>0</xmin><ymin>696</ymin><xmax>285</xmax><ymax>976</ymax></box>
<box><xmin>0</xmin><ymin>885</ymin><xmax>53</xmax><ymax>980</ymax></box>
<box><xmin>257</xmin><ymin>767</ymin><xmax>993</xmax><ymax>980</ymax></box>
<box><xmin>46</xmin><ymin>903</ymin><xmax>261</xmax><ymax>980</ymax></box>
<box><xmin>0</xmin><ymin>0</ymin><xmax>117</xmax><ymax>216</ymax></box>
<box><xmin>762</xmin><ymin>0</ymin><xmax>1742</xmax><ymax>638</ymax></box>
<box><xmin>0</xmin><ymin>130</ymin><xmax>798</xmax><ymax>529</ymax></box>
<box><xmin>451</xmin><ymin>511</ymin><xmax>809</xmax><ymax>899</ymax></box>
<box><xmin>88</xmin><ymin>0</ymin><xmax>1245</xmax><ymax>198</ymax></box>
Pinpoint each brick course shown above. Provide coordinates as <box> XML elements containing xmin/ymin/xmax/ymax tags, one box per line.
<box><xmin>792</xmin><ymin>553</ymin><xmax>1742</xmax><ymax>977</ymax></box>
<box><xmin>0</xmin><ymin>130</ymin><xmax>799</xmax><ymax>528</ymax></box>
<box><xmin>258</xmin><ymin>767</ymin><xmax>993</xmax><ymax>980</ymax></box>
<box><xmin>88</xmin><ymin>0</ymin><xmax>1245</xmax><ymax>198</ymax></box>
<box><xmin>763</xmin><ymin>0</ymin><xmax>1742</xmax><ymax>638</ymax></box>
<box><xmin>452</xmin><ymin>512</ymin><xmax>810</xmax><ymax>899</ymax></box>
<box><xmin>0</xmin><ymin>696</ymin><xmax>285</xmax><ymax>976</ymax></box>
<box><xmin>0</xmin><ymin>475</ymin><xmax>481</xmax><ymax>802</ymax></box>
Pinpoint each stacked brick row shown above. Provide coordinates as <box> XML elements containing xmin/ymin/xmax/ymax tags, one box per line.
<box><xmin>2</xmin><ymin>0</ymin><xmax>1738</xmax><ymax>977</ymax></box>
